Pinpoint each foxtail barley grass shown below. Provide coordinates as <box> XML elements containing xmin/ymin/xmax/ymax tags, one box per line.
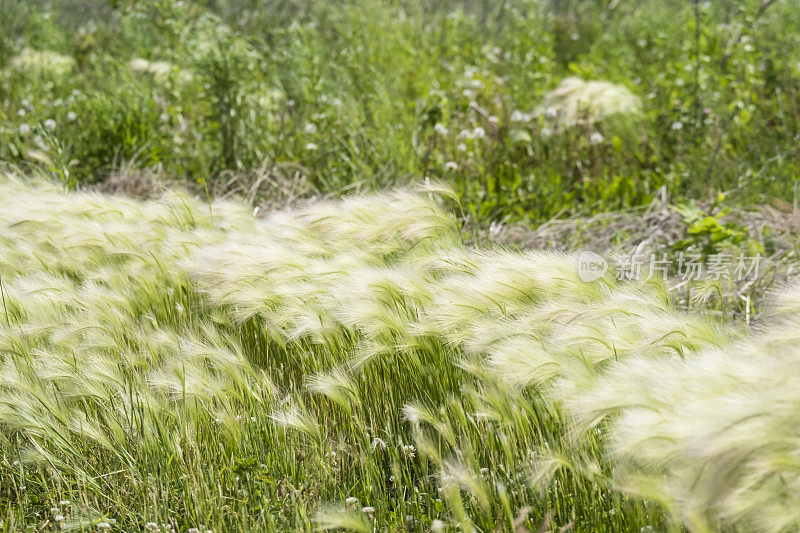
<box><xmin>0</xmin><ymin>172</ymin><xmax>793</xmax><ymax>531</ymax></box>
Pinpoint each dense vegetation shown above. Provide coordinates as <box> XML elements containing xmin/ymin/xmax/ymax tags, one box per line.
<box><xmin>2</xmin><ymin>0</ymin><xmax>800</xmax><ymax>222</ymax></box>
<box><xmin>2</xmin><ymin>1</ymin><xmax>800</xmax><ymax>531</ymax></box>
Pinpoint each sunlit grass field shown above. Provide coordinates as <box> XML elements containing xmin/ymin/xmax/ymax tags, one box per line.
<box><xmin>3</xmin><ymin>0</ymin><xmax>800</xmax><ymax>531</ymax></box>
<box><xmin>0</xmin><ymin>172</ymin><xmax>798</xmax><ymax>531</ymax></box>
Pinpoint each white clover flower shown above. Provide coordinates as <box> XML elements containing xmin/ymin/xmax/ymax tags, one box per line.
<box><xmin>456</xmin><ymin>143</ymin><xmax>467</xmax><ymax>152</ymax></box>
<box><xmin>545</xmin><ymin>106</ymin><xmax>558</xmax><ymax>119</ymax></box>
<box><xmin>589</xmin><ymin>131</ymin><xmax>605</xmax><ymax>145</ymax></box>
<box><xmin>488</xmin><ymin>115</ymin><xmax>499</xmax><ymax>125</ymax></box>
<box><xmin>433</xmin><ymin>123</ymin><xmax>448</xmax><ymax>135</ymax></box>
<box><xmin>188</xmin><ymin>529</ymin><xmax>200</xmax><ymax>533</ymax></box>
<box><xmin>345</xmin><ymin>497</ymin><xmax>358</xmax><ymax>505</ymax></box>
<box><xmin>304</xmin><ymin>123</ymin><xmax>317</xmax><ymax>134</ymax></box>
<box><xmin>59</xmin><ymin>500</ymin><xmax>70</xmax><ymax>506</ymax></box>
<box><xmin>472</xmin><ymin>127</ymin><xmax>485</xmax><ymax>139</ymax></box>
<box><xmin>638</xmin><ymin>38</ymin><xmax>647</xmax><ymax>48</ymax></box>
<box><xmin>510</xmin><ymin>110</ymin><xmax>530</xmax><ymax>122</ymax></box>
<box><xmin>671</xmin><ymin>121</ymin><xmax>683</xmax><ymax>130</ymax></box>
<box><xmin>67</xmin><ymin>111</ymin><xmax>77</xmax><ymax>121</ymax></box>
<box><xmin>361</xmin><ymin>506</ymin><xmax>375</xmax><ymax>514</ymax></box>
<box><xmin>462</xmin><ymin>88</ymin><xmax>474</xmax><ymax>99</ymax></box>
<box><xmin>305</xmin><ymin>142</ymin><xmax>318</xmax><ymax>151</ymax></box>
<box><xmin>17</xmin><ymin>109</ymin><xmax>25</xmax><ymax>117</ymax></box>
<box><xmin>144</xmin><ymin>523</ymin><xmax>159</xmax><ymax>532</ymax></box>
<box><xmin>457</xmin><ymin>129</ymin><xmax>471</xmax><ymax>139</ymax></box>
<box><xmin>444</xmin><ymin>161</ymin><xmax>458</xmax><ymax>172</ymax></box>
<box><xmin>469</xmin><ymin>79</ymin><xmax>484</xmax><ymax>90</ymax></box>
<box><xmin>50</xmin><ymin>507</ymin><xmax>60</xmax><ymax>514</ymax></box>
<box><xmin>44</xmin><ymin>119</ymin><xmax>56</xmax><ymax>131</ymax></box>
<box><xmin>54</xmin><ymin>515</ymin><xmax>65</xmax><ymax>522</ymax></box>
<box><xmin>540</xmin><ymin>127</ymin><xmax>552</xmax><ymax>138</ymax></box>
<box><xmin>97</xmin><ymin>523</ymin><xmax>111</xmax><ymax>531</ymax></box>
<box><xmin>18</xmin><ymin>123</ymin><xmax>30</xmax><ymax>135</ymax></box>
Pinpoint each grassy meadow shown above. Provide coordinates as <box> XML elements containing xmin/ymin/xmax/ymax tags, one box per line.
<box><xmin>2</xmin><ymin>0</ymin><xmax>800</xmax><ymax>532</ymax></box>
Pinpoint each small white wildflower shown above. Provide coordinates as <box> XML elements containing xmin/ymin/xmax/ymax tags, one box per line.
<box><xmin>540</xmin><ymin>127</ymin><xmax>552</xmax><ymax>138</ymax></box>
<box><xmin>589</xmin><ymin>131</ymin><xmax>604</xmax><ymax>145</ymax></box>
<box><xmin>488</xmin><ymin>115</ymin><xmax>499</xmax><ymax>125</ymax></box>
<box><xmin>362</xmin><ymin>506</ymin><xmax>375</xmax><ymax>514</ymax></box>
<box><xmin>571</xmin><ymin>33</ymin><xmax>580</xmax><ymax>41</ymax></box>
<box><xmin>469</xmin><ymin>79</ymin><xmax>483</xmax><ymax>90</ymax></box>
<box><xmin>431</xmin><ymin>520</ymin><xmax>446</xmax><ymax>531</ymax></box>
<box><xmin>18</xmin><ymin>123</ymin><xmax>30</xmax><ymax>135</ymax></box>
<box><xmin>59</xmin><ymin>500</ymin><xmax>70</xmax><ymax>506</ymax></box>
<box><xmin>97</xmin><ymin>523</ymin><xmax>111</xmax><ymax>531</ymax></box>
<box><xmin>50</xmin><ymin>507</ymin><xmax>60</xmax><ymax>514</ymax></box>
<box><xmin>671</xmin><ymin>121</ymin><xmax>683</xmax><ymax>130</ymax></box>
<box><xmin>461</xmin><ymin>88</ymin><xmax>474</xmax><ymax>99</ymax></box>
<box><xmin>457</xmin><ymin>129</ymin><xmax>471</xmax><ymax>139</ymax></box>
<box><xmin>44</xmin><ymin>119</ymin><xmax>56</xmax><ymax>131</ymax></box>
<box><xmin>17</xmin><ymin>108</ymin><xmax>25</xmax><ymax>117</ymax></box>
<box><xmin>304</xmin><ymin>122</ymin><xmax>317</xmax><ymax>134</ymax></box>
<box><xmin>444</xmin><ymin>161</ymin><xmax>458</xmax><ymax>172</ymax></box>
<box><xmin>144</xmin><ymin>523</ymin><xmax>159</xmax><ymax>532</ymax></box>
<box><xmin>345</xmin><ymin>497</ymin><xmax>358</xmax><ymax>506</ymax></box>
<box><xmin>480</xmin><ymin>467</ymin><xmax>489</xmax><ymax>475</ymax></box>
<box><xmin>305</xmin><ymin>142</ymin><xmax>318</xmax><ymax>151</ymax></box>
<box><xmin>638</xmin><ymin>38</ymin><xmax>647</xmax><ymax>48</ymax></box>
<box><xmin>54</xmin><ymin>515</ymin><xmax>65</xmax><ymax>522</ymax></box>
<box><xmin>250</xmin><ymin>416</ymin><xmax>256</xmax><ymax>422</ymax></box>
<box><xmin>456</xmin><ymin>142</ymin><xmax>467</xmax><ymax>152</ymax></box>
<box><xmin>433</xmin><ymin>123</ymin><xmax>448</xmax><ymax>135</ymax></box>
<box><xmin>67</xmin><ymin>111</ymin><xmax>77</xmax><ymax>121</ymax></box>
<box><xmin>188</xmin><ymin>529</ymin><xmax>200</xmax><ymax>533</ymax></box>
<box><xmin>472</xmin><ymin>126</ymin><xmax>485</xmax><ymax>139</ymax></box>
<box><xmin>402</xmin><ymin>444</ymin><xmax>416</xmax><ymax>458</ymax></box>
<box><xmin>159</xmin><ymin>113</ymin><xmax>169</xmax><ymax>122</ymax></box>
<box><xmin>510</xmin><ymin>110</ymin><xmax>529</xmax><ymax>122</ymax></box>
<box><xmin>545</xmin><ymin>106</ymin><xmax>558</xmax><ymax>119</ymax></box>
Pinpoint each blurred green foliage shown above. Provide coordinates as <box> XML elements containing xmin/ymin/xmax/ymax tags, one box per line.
<box><xmin>1</xmin><ymin>0</ymin><xmax>799</xmax><ymax>224</ymax></box>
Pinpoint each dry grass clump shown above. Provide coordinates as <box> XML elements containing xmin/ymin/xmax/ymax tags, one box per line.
<box><xmin>9</xmin><ymin>48</ymin><xmax>76</xmax><ymax>77</ymax></box>
<box><xmin>540</xmin><ymin>77</ymin><xmax>642</xmax><ymax>128</ymax></box>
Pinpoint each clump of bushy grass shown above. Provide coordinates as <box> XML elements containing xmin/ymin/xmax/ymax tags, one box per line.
<box><xmin>565</xmin><ymin>283</ymin><xmax>800</xmax><ymax>532</ymax></box>
<box><xmin>540</xmin><ymin>77</ymin><xmax>642</xmax><ymax>128</ymax></box>
<box><xmin>9</xmin><ymin>47</ymin><xmax>76</xmax><ymax>77</ymax></box>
